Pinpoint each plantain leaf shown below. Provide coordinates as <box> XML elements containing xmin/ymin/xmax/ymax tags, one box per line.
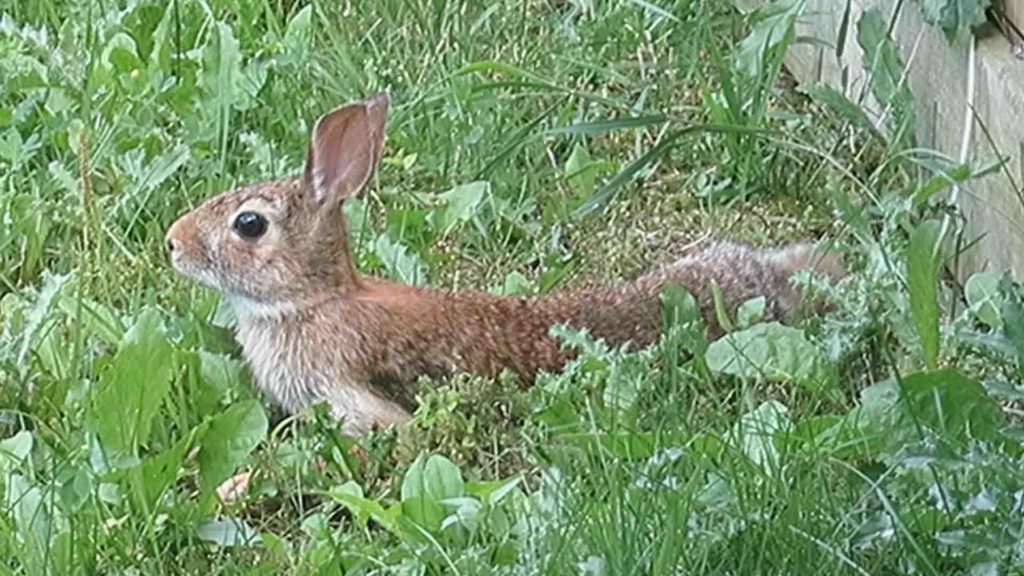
<box><xmin>93</xmin><ymin>308</ymin><xmax>174</xmax><ymax>459</ymax></box>
<box><xmin>706</xmin><ymin>322</ymin><xmax>835</xmax><ymax>393</ymax></box>
<box><xmin>400</xmin><ymin>454</ymin><xmax>465</xmax><ymax>532</ymax></box>
<box><xmin>906</xmin><ymin>220</ymin><xmax>944</xmax><ymax>370</ymax></box>
<box><xmin>198</xmin><ymin>400</ymin><xmax>267</xmax><ymax>499</ymax></box>
<box><xmin>901</xmin><ymin>370</ymin><xmax>1005</xmax><ymax>446</ymax></box>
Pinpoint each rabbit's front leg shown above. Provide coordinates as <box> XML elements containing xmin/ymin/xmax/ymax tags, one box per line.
<box><xmin>326</xmin><ymin>384</ymin><xmax>412</xmax><ymax>436</ymax></box>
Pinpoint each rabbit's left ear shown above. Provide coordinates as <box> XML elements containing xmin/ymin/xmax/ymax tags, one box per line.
<box><xmin>304</xmin><ymin>92</ymin><xmax>389</xmax><ymax>207</ymax></box>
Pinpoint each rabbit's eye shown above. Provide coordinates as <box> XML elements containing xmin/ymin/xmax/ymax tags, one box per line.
<box><xmin>233</xmin><ymin>212</ymin><xmax>267</xmax><ymax>239</ymax></box>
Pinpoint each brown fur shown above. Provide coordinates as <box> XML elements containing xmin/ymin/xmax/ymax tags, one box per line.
<box><xmin>166</xmin><ymin>93</ymin><xmax>843</xmax><ymax>434</ymax></box>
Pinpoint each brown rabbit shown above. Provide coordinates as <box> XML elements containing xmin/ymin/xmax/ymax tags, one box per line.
<box><xmin>166</xmin><ymin>92</ymin><xmax>843</xmax><ymax>435</ymax></box>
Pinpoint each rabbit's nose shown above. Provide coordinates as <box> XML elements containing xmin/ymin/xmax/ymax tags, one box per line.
<box><xmin>165</xmin><ymin>222</ymin><xmax>182</xmax><ymax>255</ymax></box>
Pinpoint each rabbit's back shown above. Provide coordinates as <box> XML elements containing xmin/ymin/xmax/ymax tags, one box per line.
<box><xmin>557</xmin><ymin>241</ymin><xmax>802</xmax><ymax>343</ymax></box>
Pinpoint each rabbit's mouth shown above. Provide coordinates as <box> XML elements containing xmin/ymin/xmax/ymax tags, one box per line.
<box><xmin>169</xmin><ymin>256</ymin><xmax>299</xmax><ymax>321</ymax></box>
<box><xmin>168</xmin><ymin>252</ymin><xmax>223</xmax><ymax>292</ymax></box>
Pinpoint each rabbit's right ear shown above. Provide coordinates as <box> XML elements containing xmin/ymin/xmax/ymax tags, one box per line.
<box><xmin>305</xmin><ymin>92</ymin><xmax>389</xmax><ymax>208</ymax></box>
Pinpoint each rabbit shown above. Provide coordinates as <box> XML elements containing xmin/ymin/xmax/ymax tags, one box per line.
<box><xmin>166</xmin><ymin>92</ymin><xmax>844</xmax><ymax>435</ymax></box>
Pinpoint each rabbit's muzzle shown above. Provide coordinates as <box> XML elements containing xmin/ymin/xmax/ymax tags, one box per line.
<box><xmin>165</xmin><ymin>217</ymin><xmax>188</xmax><ymax>269</ymax></box>
<box><xmin>165</xmin><ymin>213</ymin><xmax>210</xmax><ymax>282</ymax></box>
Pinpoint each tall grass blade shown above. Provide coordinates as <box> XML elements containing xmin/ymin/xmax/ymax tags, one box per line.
<box><xmin>572</xmin><ymin>124</ymin><xmax>770</xmax><ymax>218</ymax></box>
<box><xmin>547</xmin><ymin>115</ymin><xmax>668</xmax><ymax>136</ymax></box>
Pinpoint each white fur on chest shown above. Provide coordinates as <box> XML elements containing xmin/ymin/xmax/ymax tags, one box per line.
<box><xmin>231</xmin><ymin>308</ymin><xmax>411</xmax><ymax>434</ymax></box>
<box><xmin>235</xmin><ymin>320</ymin><xmax>319</xmax><ymax>413</ymax></box>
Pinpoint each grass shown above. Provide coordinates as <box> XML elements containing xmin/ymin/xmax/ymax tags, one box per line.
<box><xmin>2</xmin><ymin>0</ymin><xmax>1024</xmax><ymax>574</ymax></box>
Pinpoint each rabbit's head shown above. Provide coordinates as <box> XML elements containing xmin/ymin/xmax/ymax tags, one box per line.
<box><xmin>166</xmin><ymin>93</ymin><xmax>389</xmax><ymax>318</ymax></box>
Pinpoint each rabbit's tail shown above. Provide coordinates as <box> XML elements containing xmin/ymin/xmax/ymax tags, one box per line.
<box><xmin>768</xmin><ymin>242</ymin><xmax>845</xmax><ymax>281</ymax></box>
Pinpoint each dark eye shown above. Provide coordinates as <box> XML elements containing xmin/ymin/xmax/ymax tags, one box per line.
<box><xmin>233</xmin><ymin>212</ymin><xmax>267</xmax><ymax>239</ymax></box>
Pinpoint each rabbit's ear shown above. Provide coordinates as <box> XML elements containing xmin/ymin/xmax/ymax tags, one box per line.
<box><xmin>305</xmin><ymin>92</ymin><xmax>389</xmax><ymax>207</ymax></box>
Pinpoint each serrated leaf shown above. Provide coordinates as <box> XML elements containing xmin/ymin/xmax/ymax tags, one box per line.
<box><xmin>282</xmin><ymin>5</ymin><xmax>313</xmax><ymax>59</ymax></box>
<box><xmin>858</xmin><ymin>8</ymin><xmax>915</xmax><ymax>147</ymax></box>
<box><xmin>137</xmin><ymin>427</ymin><xmax>199</xmax><ymax>509</ymax></box>
<box><xmin>734</xmin><ymin>0</ymin><xmax>805</xmax><ymax>79</ymax></box>
<box><xmin>15</xmin><ymin>272</ymin><xmax>68</xmax><ymax>369</ymax></box>
<box><xmin>118</xmin><ymin>144</ymin><xmax>190</xmax><ymax>226</ymax></box>
<box><xmin>374</xmin><ymin>235</ymin><xmax>427</xmax><ymax>285</ymax></box>
<box><xmin>0</xmin><ymin>128</ymin><xmax>22</xmax><ymax>163</ymax></box>
<box><xmin>602</xmin><ymin>357</ymin><xmax>646</xmax><ymax>413</ymax></box>
<box><xmin>236</xmin><ymin>60</ymin><xmax>267</xmax><ymax>110</ymax></box>
<box><xmin>901</xmin><ymin>370</ymin><xmax>1005</xmax><ymax>445</ymax></box>
<box><xmin>918</xmin><ymin>0</ymin><xmax>991</xmax><ymax>42</ymax></box>
<box><xmin>147</xmin><ymin>3</ymin><xmax>176</xmax><ymax>74</ymax></box>
<box><xmin>437</xmin><ymin>181</ymin><xmax>489</xmax><ymax>233</ymax></box>
<box><xmin>200</xmin><ymin>20</ymin><xmax>240</xmax><ymax>100</ymax></box>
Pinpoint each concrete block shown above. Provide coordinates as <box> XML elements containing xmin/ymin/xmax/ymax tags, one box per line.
<box><xmin>960</xmin><ymin>34</ymin><xmax>1024</xmax><ymax>276</ymax></box>
<box><xmin>1007</xmin><ymin>0</ymin><xmax>1024</xmax><ymax>37</ymax></box>
<box><xmin>739</xmin><ymin>1</ymin><xmax>1024</xmax><ymax>278</ymax></box>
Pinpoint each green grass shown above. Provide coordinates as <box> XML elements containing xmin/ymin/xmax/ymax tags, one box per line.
<box><xmin>2</xmin><ymin>0</ymin><xmax>1024</xmax><ymax>574</ymax></box>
